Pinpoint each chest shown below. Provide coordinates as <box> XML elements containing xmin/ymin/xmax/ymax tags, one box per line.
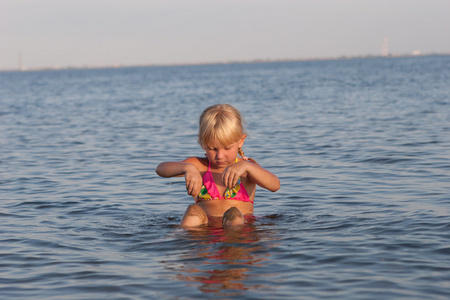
<box><xmin>202</xmin><ymin>170</ymin><xmax>249</xmax><ymax>198</ymax></box>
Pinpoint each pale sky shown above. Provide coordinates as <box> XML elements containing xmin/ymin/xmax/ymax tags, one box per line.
<box><xmin>1</xmin><ymin>0</ymin><xmax>449</xmax><ymax>70</ymax></box>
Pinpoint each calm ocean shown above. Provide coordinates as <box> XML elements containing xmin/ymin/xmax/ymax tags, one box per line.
<box><xmin>1</xmin><ymin>55</ymin><xmax>449</xmax><ymax>299</ymax></box>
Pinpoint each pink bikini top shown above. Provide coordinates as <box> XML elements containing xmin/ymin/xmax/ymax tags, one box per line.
<box><xmin>196</xmin><ymin>159</ymin><xmax>252</xmax><ymax>204</ymax></box>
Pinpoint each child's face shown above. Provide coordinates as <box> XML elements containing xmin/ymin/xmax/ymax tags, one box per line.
<box><xmin>204</xmin><ymin>135</ymin><xmax>246</xmax><ymax>168</ymax></box>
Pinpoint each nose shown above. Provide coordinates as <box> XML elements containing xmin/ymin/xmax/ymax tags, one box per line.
<box><xmin>216</xmin><ymin>150</ymin><xmax>224</xmax><ymax>160</ymax></box>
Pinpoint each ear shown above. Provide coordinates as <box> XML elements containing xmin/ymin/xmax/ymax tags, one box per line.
<box><xmin>238</xmin><ymin>135</ymin><xmax>247</xmax><ymax>148</ymax></box>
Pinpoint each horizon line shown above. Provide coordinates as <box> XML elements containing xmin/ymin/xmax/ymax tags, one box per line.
<box><xmin>2</xmin><ymin>52</ymin><xmax>450</xmax><ymax>73</ymax></box>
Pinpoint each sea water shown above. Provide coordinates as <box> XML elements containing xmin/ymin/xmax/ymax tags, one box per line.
<box><xmin>1</xmin><ymin>55</ymin><xmax>449</xmax><ymax>299</ymax></box>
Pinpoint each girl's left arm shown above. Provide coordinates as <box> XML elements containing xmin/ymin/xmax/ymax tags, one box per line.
<box><xmin>222</xmin><ymin>161</ymin><xmax>280</xmax><ymax>192</ymax></box>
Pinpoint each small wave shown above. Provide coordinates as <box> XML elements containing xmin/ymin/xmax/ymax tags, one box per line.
<box><xmin>359</xmin><ymin>157</ymin><xmax>413</xmax><ymax>164</ymax></box>
<box><xmin>400</xmin><ymin>140</ymin><xmax>440</xmax><ymax>147</ymax></box>
<box><xmin>0</xmin><ymin>212</ymin><xmax>32</xmax><ymax>218</ymax></box>
<box><xmin>433</xmin><ymin>247</ymin><xmax>450</xmax><ymax>255</ymax></box>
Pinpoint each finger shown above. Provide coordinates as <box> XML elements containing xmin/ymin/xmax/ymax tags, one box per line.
<box><xmin>222</xmin><ymin>170</ymin><xmax>233</xmax><ymax>188</ymax></box>
<box><xmin>193</xmin><ymin>186</ymin><xmax>201</xmax><ymax>197</ymax></box>
<box><xmin>221</xmin><ymin>169</ymin><xmax>229</xmax><ymax>188</ymax></box>
<box><xmin>186</xmin><ymin>182</ymin><xmax>195</xmax><ymax>195</ymax></box>
<box><xmin>231</xmin><ymin>174</ymin><xmax>239</xmax><ymax>188</ymax></box>
<box><xmin>188</xmin><ymin>180</ymin><xmax>202</xmax><ymax>196</ymax></box>
<box><xmin>225</xmin><ymin>173</ymin><xmax>235</xmax><ymax>189</ymax></box>
<box><xmin>192</xmin><ymin>183</ymin><xmax>199</xmax><ymax>196</ymax></box>
<box><xmin>188</xmin><ymin>186</ymin><xmax>196</xmax><ymax>196</ymax></box>
<box><xmin>186</xmin><ymin>183</ymin><xmax>192</xmax><ymax>195</ymax></box>
<box><xmin>230</xmin><ymin>174</ymin><xmax>238</xmax><ymax>188</ymax></box>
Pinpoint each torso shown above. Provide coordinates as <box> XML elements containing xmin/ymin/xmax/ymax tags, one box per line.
<box><xmin>184</xmin><ymin>157</ymin><xmax>256</xmax><ymax>217</ymax></box>
<box><xmin>197</xmin><ymin>199</ymin><xmax>254</xmax><ymax>217</ymax></box>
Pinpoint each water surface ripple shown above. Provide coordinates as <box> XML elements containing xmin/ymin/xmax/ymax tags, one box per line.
<box><xmin>1</xmin><ymin>56</ymin><xmax>449</xmax><ymax>299</ymax></box>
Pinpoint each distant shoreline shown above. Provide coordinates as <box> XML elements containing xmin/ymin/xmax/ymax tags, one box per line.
<box><xmin>2</xmin><ymin>52</ymin><xmax>449</xmax><ymax>73</ymax></box>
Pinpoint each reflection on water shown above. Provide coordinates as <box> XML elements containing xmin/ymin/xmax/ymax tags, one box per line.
<box><xmin>163</xmin><ymin>219</ymin><xmax>276</xmax><ymax>296</ymax></box>
<box><xmin>1</xmin><ymin>56</ymin><xmax>449</xmax><ymax>299</ymax></box>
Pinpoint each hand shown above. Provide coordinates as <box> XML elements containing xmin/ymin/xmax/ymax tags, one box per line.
<box><xmin>184</xmin><ymin>164</ymin><xmax>203</xmax><ymax>197</ymax></box>
<box><xmin>222</xmin><ymin>161</ymin><xmax>250</xmax><ymax>189</ymax></box>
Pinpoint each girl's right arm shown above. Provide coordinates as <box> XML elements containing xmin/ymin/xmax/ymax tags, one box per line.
<box><xmin>156</xmin><ymin>158</ymin><xmax>204</xmax><ymax>197</ymax></box>
<box><xmin>155</xmin><ymin>161</ymin><xmax>197</xmax><ymax>178</ymax></box>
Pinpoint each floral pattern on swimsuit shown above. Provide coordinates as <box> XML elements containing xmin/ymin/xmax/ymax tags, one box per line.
<box><xmin>196</xmin><ymin>160</ymin><xmax>252</xmax><ymax>203</ymax></box>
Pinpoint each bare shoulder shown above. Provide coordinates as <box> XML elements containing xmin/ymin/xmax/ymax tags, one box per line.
<box><xmin>183</xmin><ymin>157</ymin><xmax>208</xmax><ymax>171</ymax></box>
<box><xmin>237</xmin><ymin>157</ymin><xmax>261</xmax><ymax>167</ymax></box>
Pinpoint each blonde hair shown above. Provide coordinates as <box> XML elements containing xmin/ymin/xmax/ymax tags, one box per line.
<box><xmin>199</xmin><ymin>104</ymin><xmax>254</xmax><ymax>162</ymax></box>
<box><xmin>198</xmin><ymin>104</ymin><xmax>245</xmax><ymax>147</ymax></box>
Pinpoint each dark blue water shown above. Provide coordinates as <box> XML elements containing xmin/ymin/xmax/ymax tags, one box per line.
<box><xmin>1</xmin><ymin>56</ymin><xmax>449</xmax><ymax>299</ymax></box>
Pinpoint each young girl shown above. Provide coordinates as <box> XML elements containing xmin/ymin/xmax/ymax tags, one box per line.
<box><xmin>156</xmin><ymin>104</ymin><xmax>280</xmax><ymax>227</ymax></box>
